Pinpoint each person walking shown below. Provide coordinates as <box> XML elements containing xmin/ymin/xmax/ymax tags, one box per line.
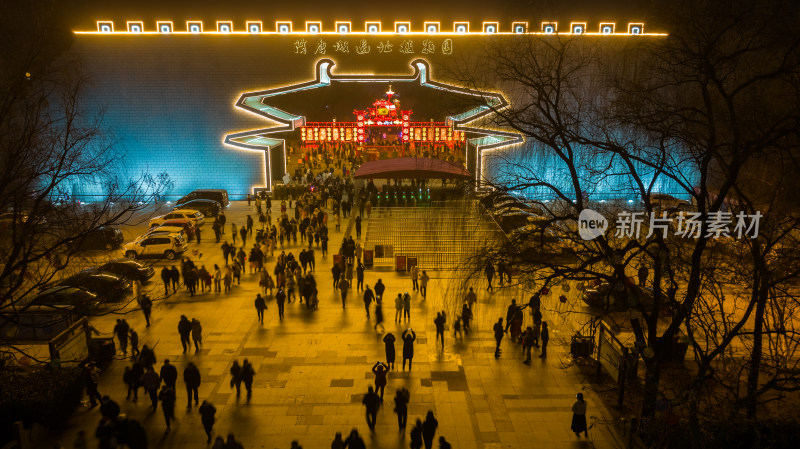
<box><xmin>394</xmin><ymin>293</ymin><xmax>403</xmax><ymax>322</ymax></box>
<box><xmin>383</xmin><ymin>332</ymin><xmax>396</xmax><ymax>369</ymax></box>
<box><xmin>124</xmin><ymin>364</ymin><xmax>140</xmax><ymax>402</ymax></box>
<box><xmin>344</xmin><ymin>429</ymin><xmax>366</xmax><ymax>449</ymax></box>
<box><xmin>465</xmin><ymin>287</ymin><xmax>477</xmax><ymax>310</ymax></box>
<box><xmin>410</xmin><ymin>264</ymin><xmax>419</xmax><ymax>291</ymax></box>
<box><xmin>218</xmin><ymin>211</ymin><xmax>226</xmax><ymax>234</ymax></box>
<box><xmin>160</xmin><ymin>266</ymin><xmax>171</xmax><ymax>295</ymax></box>
<box><xmin>139</xmin><ymin>294</ymin><xmax>152</xmax><ymax>327</ymax></box>
<box><xmin>356</xmin><ymin>261</ymin><xmax>365</xmax><ymax>291</ymax></box>
<box><xmin>362</xmin><ymin>386</ymin><xmax>381</xmax><ymax>432</ymax></box>
<box><xmin>139</xmin><ymin>344</ymin><xmax>157</xmax><ymax>370</ymax></box>
<box><xmin>83</xmin><ymin>361</ymin><xmax>102</xmax><ymax>407</ymax></box>
<box><xmin>571</xmin><ymin>393</ymin><xmax>589</xmax><ymax>438</ymax></box>
<box><xmin>330</xmin><ymin>432</ymin><xmax>344</xmax><ymax>449</ymax></box>
<box><xmin>374</xmin><ymin>278</ymin><xmax>385</xmax><ymax>302</ymax></box>
<box><xmin>158</xmin><ymin>385</ymin><xmax>176</xmax><ymax>433</ymax></box>
<box><xmin>246</xmin><ymin>215</ymin><xmax>254</xmax><ymax>236</ymax></box>
<box><xmin>230</xmin><ymin>223</ymin><xmax>237</xmax><ymax>244</ymax></box>
<box><xmin>184</xmin><ymin>361</ymin><xmax>201</xmax><ymax>408</ymax></box>
<box><xmin>493</xmin><ymin>318</ymin><xmax>504</xmax><ymax>358</ymax></box>
<box><xmin>374</xmin><ymin>297</ymin><xmax>384</xmax><ymax>333</ymax></box>
<box><xmin>191</xmin><ymin>318</ymin><xmax>203</xmax><ymax>352</ymax></box>
<box><xmin>371</xmin><ymin>361</ymin><xmax>389</xmax><ymax>399</ymax></box>
<box><xmin>422</xmin><ymin>410</ymin><xmax>439</xmax><ymax>449</ymax></box>
<box><xmin>485</xmin><ymin>262</ymin><xmax>495</xmax><ymax>292</ymax></box>
<box><xmin>403</xmin><ymin>292</ymin><xmax>411</xmax><ymax>322</ymax></box>
<box><xmin>129</xmin><ymin>328</ymin><xmax>140</xmax><ymax>358</ymax></box>
<box><xmin>434</xmin><ymin>312</ymin><xmax>446</xmax><ymax>350</ymax></box>
<box><xmin>159</xmin><ymin>359</ymin><xmax>178</xmax><ymax>390</ymax></box>
<box><xmin>255</xmin><ymin>294</ymin><xmax>267</xmax><ymax>324</ymax></box>
<box><xmin>522</xmin><ymin>327</ymin><xmax>535</xmax><ymax>364</ymax></box>
<box><xmin>113</xmin><ymin>319</ymin><xmax>130</xmax><ymax>355</ymax></box>
<box><xmin>338</xmin><ymin>275</ymin><xmax>349</xmax><ymax>308</ymax></box>
<box><xmin>213</xmin><ymin>264</ymin><xmax>222</xmax><ymax>292</ymax></box>
<box><xmin>141</xmin><ymin>366</ymin><xmax>160</xmax><ymax>410</ymax></box>
<box><xmin>461</xmin><ymin>303</ymin><xmax>472</xmax><ymax>336</ymax></box>
<box><xmin>170</xmin><ymin>266</ymin><xmax>180</xmax><ymax>293</ymax></box>
<box><xmin>363</xmin><ymin>285</ymin><xmax>374</xmax><ymax>318</ymax></box>
<box><xmin>438</xmin><ymin>437</ymin><xmax>452</xmax><ymax>449</ymax></box>
<box><xmin>355</xmin><ymin>215</ymin><xmax>362</xmax><ymax>239</ymax></box>
<box><xmin>241</xmin><ymin>359</ymin><xmax>256</xmax><ymax>401</ymax></box>
<box><xmin>199</xmin><ymin>400</ymin><xmax>217</xmax><ymax>443</ymax></box>
<box><xmin>637</xmin><ymin>264</ymin><xmax>649</xmax><ymax>287</ymax></box>
<box><xmin>276</xmin><ymin>288</ymin><xmax>286</xmax><ymax>319</ymax></box>
<box><xmin>239</xmin><ymin>225</ymin><xmax>248</xmax><ymax>247</ymax></box>
<box><xmin>419</xmin><ymin>270</ymin><xmax>430</xmax><ymax>300</ymax></box>
<box><xmin>540</xmin><ymin>321</ymin><xmax>550</xmax><ymax>358</ymax></box>
<box><xmin>402</xmin><ymin>328</ymin><xmax>416</xmax><ymax>370</ymax></box>
<box><xmin>230</xmin><ymin>361</ymin><xmax>242</xmax><ymax>397</ymax></box>
<box><xmin>178</xmin><ymin>315</ymin><xmax>192</xmax><ymax>353</ymax></box>
<box><xmin>393</xmin><ymin>387</ymin><xmax>410</xmax><ymax>431</ymax></box>
<box><xmin>195</xmin><ymin>227</ymin><xmax>202</xmax><ymax>244</ymax></box>
<box><xmin>410</xmin><ymin>419</ymin><xmax>424</xmax><ymax>449</ymax></box>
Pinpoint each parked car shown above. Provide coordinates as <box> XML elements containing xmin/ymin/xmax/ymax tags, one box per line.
<box><xmin>177</xmin><ymin>189</ymin><xmax>229</xmax><ymax>207</ymax></box>
<box><xmin>647</xmin><ymin>193</ymin><xmax>693</xmax><ymax>212</ymax></box>
<box><xmin>74</xmin><ymin>226</ymin><xmax>124</xmax><ymax>250</ymax></box>
<box><xmin>149</xmin><ymin>218</ymin><xmax>196</xmax><ymax>238</ymax></box>
<box><xmin>55</xmin><ymin>270</ymin><xmax>131</xmax><ymax>302</ymax></box>
<box><xmin>143</xmin><ymin>226</ymin><xmax>187</xmax><ymax>241</ymax></box>
<box><xmin>30</xmin><ymin>286</ymin><xmax>99</xmax><ymax>316</ymax></box>
<box><xmin>149</xmin><ymin>209</ymin><xmax>205</xmax><ymax>228</ymax></box>
<box><xmin>172</xmin><ymin>199</ymin><xmax>220</xmax><ymax>217</ymax></box>
<box><xmin>95</xmin><ymin>259</ymin><xmax>155</xmax><ymax>283</ymax></box>
<box><xmin>123</xmin><ymin>233</ymin><xmax>189</xmax><ymax>260</ymax></box>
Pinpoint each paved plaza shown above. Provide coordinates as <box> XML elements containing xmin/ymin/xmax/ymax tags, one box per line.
<box><xmin>48</xmin><ymin>201</ymin><xmax>623</xmax><ymax>449</ymax></box>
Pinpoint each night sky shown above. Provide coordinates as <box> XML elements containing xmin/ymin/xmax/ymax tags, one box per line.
<box><xmin>64</xmin><ymin>0</ymin><xmax>660</xmax><ymax>31</ymax></box>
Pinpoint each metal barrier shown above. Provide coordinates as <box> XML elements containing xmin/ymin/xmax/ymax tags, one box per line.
<box><xmin>596</xmin><ymin>320</ymin><xmax>640</xmax><ymax>409</ymax></box>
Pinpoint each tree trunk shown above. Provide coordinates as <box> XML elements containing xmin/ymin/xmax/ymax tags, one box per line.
<box><xmin>745</xmin><ymin>280</ymin><xmax>769</xmax><ymax>419</ymax></box>
<box><xmin>641</xmin><ymin>349</ymin><xmax>660</xmax><ymax>419</ymax></box>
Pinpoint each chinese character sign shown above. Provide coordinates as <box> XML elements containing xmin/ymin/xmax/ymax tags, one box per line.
<box><xmin>290</xmin><ymin>39</ymin><xmax>454</xmax><ymax>56</ymax></box>
<box><xmin>579</xmin><ymin>209</ymin><xmax>761</xmax><ymax>241</ymax></box>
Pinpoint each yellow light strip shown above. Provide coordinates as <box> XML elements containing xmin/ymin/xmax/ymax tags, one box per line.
<box><xmin>126</xmin><ymin>21</ymin><xmax>144</xmax><ymax>33</ymax></box>
<box><xmin>276</xmin><ymin>21</ymin><xmax>292</xmax><ymax>33</ymax></box>
<box><xmin>423</xmin><ymin>21</ymin><xmax>440</xmax><ymax>33</ymax></box>
<box><xmin>156</xmin><ymin>21</ymin><xmax>173</xmax><ymax>33</ymax></box>
<box><xmin>365</xmin><ymin>21</ymin><xmax>381</xmax><ymax>34</ymax></box>
<box><xmin>186</xmin><ymin>20</ymin><xmax>203</xmax><ymax>33</ymax></box>
<box><xmin>216</xmin><ymin>20</ymin><xmax>233</xmax><ymax>33</ymax></box>
<box><xmin>245</xmin><ymin>21</ymin><xmax>262</xmax><ymax>33</ymax></box>
<box><xmin>482</xmin><ymin>21</ymin><xmax>499</xmax><ymax>34</ymax></box>
<box><xmin>334</xmin><ymin>21</ymin><xmax>352</xmax><ymax>33</ymax></box>
<box><xmin>541</xmin><ymin>21</ymin><xmax>557</xmax><ymax>34</ymax></box>
<box><xmin>453</xmin><ymin>22</ymin><xmax>469</xmax><ymax>33</ymax></box>
<box><xmin>305</xmin><ymin>21</ymin><xmax>322</xmax><ymax>33</ymax></box>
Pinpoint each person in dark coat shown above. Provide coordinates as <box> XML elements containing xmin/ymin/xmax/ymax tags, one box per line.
<box><xmin>331</xmin><ymin>264</ymin><xmax>341</xmax><ymax>289</ymax></box>
<box><xmin>230</xmin><ymin>361</ymin><xmax>242</xmax><ymax>397</ymax></box>
<box><xmin>217</xmin><ymin>211</ymin><xmax>226</xmax><ymax>233</ymax></box>
<box><xmin>199</xmin><ymin>400</ymin><xmax>217</xmax><ymax>443</ymax></box>
<box><xmin>113</xmin><ymin>319</ymin><xmax>130</xmax><ymax>355</ymax></box>
<box><xmin>275</xmin><ymin>288</ymin><xmax>286</xmax><ymax>319</ymax></box>
<box><xmin>139</xmin><ymin>295</ymin><xmax>152</xmax><ymax>327</ymax></box>
<box><xmin>255</xmin><ymin>294</ymin><xmax>267</xmax><ymax>324</ymax></box>
<box><xmin>343</xmin><ymin>428</ymin><xmax>366</xmax><ymax>449</ymax></box>
<box><xmin>159</xmin><ymin>359</ymin><xmax>178</xmax><ymax>390</ymax></box>
<box><xmin>373</xmin><ymin>297</ymin><xmax>384</xmax><ymax>332</ymax></box>
<box><xmin>540</xmin><ymin>321</ymin><xmax>550</xmax><ymax>358</ymax></box>
<box><xmin>160</xmin><ymin>266</ymin><xmax>171</xmax><ymax>295</ymax></box>
<box><xmin>240</xmin><ymin>359</ymin><xmax>255</xmax><ymax>401</ymax></box>
<box><xmin>571</xmin><ymin>392</ymin><xmax>588</xmax><ymax>438</ymax></box>
<box><xmin>402</xmin><ymin>328</ymin><xmax>417</xmax><ymax>371</ymax></box>
<box><xmin>178</xmin><ymin>315</ymin><xmax>192</xmax><ymax>353</ymax></box>
<box><xmin>184</xmin><ymin>362</ymin><xmax>201</xmax><ymax>407</ymax></box>
<box><xmin>372</xmin><ymin>361</ymin><xmax>389</xmax><ymax>399</ymax></box>
<box><xmin>356</xmin><ymin>261</ymin><xmax>365</xmax><ymax>291</ymax></box>
<box><xmin>438</xmin><ymin>436</ymin><xmax>452</xmax><ymax>449</ymax></box>
<box><xmin>139</xmin><ymin>344</ymin><xmax>156</xmax><ymax>369</ymax></box>
<box><xmin>422</xmin><ymin>410</ymin><xmax>439</xmax><ymax>449</ymax></box>
<box><xmin>383</xmin><ymin>332</ymin><xmax>396</xmax><ymax>369</ymax></box>
<box><xmin>363</xmin><ymin>285</ymin><xmax>374</xmax><ymax>318</ymax></box>
<box><xmin>461</xmin><ymin>303</ymin><xmax>472</xmax><ymax>335</ymax></box>
<box><xmin>99</xmin><ymin>395</ymin><xmax>120</xmax><ymax>421</ymax></box>
<box><xmin>362</xmin><ymin>386</ymin><xmax>381</xmax><ymax>431</ymax></box>
<box><xmin>141</xmin><ymin>366</ymin><xmax>160</xmax><ymax>410</ymax></box>
<box><xmin>434</xmin><ymin>312</ymin><xmax>446</xmax><ymax>350</ymax></box>
<box><xmin>158</xmin><ymin>385</ymin><xmax>176</xmax><ymax>433</ymax></box>
<box><xmin>169</xmin><ymin>266</ymin><xmax>180</xmax><ymax>293</ymax></box>
<box><xmin>410</xmin><ymin>419</ymin><xmax>424</xmax><ymax>449</ymax></box>
<box><xmin>393</xmin><ymin>387</ymin><xmax>410</xmax><ymax>430</ymax></box>
<box><xmin>493</xmin><ymin>318</ymin><xmax>504</xmax><ymax>358</ymax></box>
<box><xmin>484</xmin><ymin>262</ymin><xmax>495</xmax><ymax>292</ymax></box>
<box><xmin>125</xmin><ymin>361</ymin><xmax>144</xmax><ymax>401</ymax></box>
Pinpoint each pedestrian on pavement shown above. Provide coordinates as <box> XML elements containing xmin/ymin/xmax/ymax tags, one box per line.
<box><xmin>139</xmin><ymin>344</ymin><xmax>156</xmax><ymax>369</ymax></box>
<box><xmin>494</xmin><ymin>318</ymin><xmax>504</xmax><ymax>358</ymax></box>
<box><xmin>461</xmin><ymin>303</ymin><xmax>472</xmax><ymax>335</ymax></box>
<box><xmin>82</xmin><ymin>362</ymin><xmax>102</xmax><ymax>407</ymax></box>
<box><xmin>123</xmin><ymin>364</ymin><xmax>139</xmax><ymax>402</ymax></box>
<box><xmin>571</xmin><ymin>393</ymin><xmax>589</xmax><ymax>438</ymax></box>
<box><xmin>241</xmin><ymin>359</ymin><xmax>256</xmax><ymax>401</ymax></box>
<box><xmin>199</xmin><ymin>400</ymin><xmax>216</xmax><ymax>443</ymax></box>
<box><xmin>99</xmin><ymin>395</ymin><xmax>120</xmax><ymax>421</ymax></box>
<box><xmin>485</xmin><ymin>262</ymin><xmax>495</xmax><ymax>292</ymax></box>
<box><xmin>191</xmin><ymin>318</ymin><xmax>203</xmax><ymax>351</ymax></box>
<box><xmin>195</xmin><ymin>227</ymin><xmax>201</xmax><ymax>244</ymax></box>
<box><xmin>434</xmin><ymin>312</ymin><xmax>446</xmax><ymax>350</ymax></box>
<box><xmin>394</xmin><ymin>293</ymin><xmax>403</xmax><ymax>322</ymax></box>
<box><xmin>178</xmin><ymin>315</ymin><xmax>192</xmax><ymax>353</ymax></box>
<box><xmin>402</xmin><ymin>328</ymin><xmax>416</xmax><ymax>371</ymax></box>
<box><xmin>638</xmin><ymin>263</ymin><xmax>649</xmax><ymax>287</ymax></box>
<box><xmin>276</xmin><ymin>288</ymin><xmax>286</xmax><ymax>319</ymax></box>
<box><xmin>422</xmin><ymin>410</ymin><xmax>439</xmax><ymax>449</ymax></box>
<box><xmin>465</xmin><ymin>287</ymin><xmax>477</xmax><ymax>310</ymax></box>
<box><xmin>225</xmin><ymin>433</ymin><xmax>245</xmax><ymax>449</ymax></box>
<box><xmin>403</xmin><ymin>292</ymin><xmax>411</xmax><ymax>322</ymax></box>
<box><xmin>505</xmin><ymin>299</ymin><xmax>518</xmax><ymax>332</ymax></box>
<box><xmin>540</xmin><ymin>321</ymin><xmax>549</xmax><ymax>358</ymax></box>
<box><xmin>213</xmin><ymin>264</ymin><xmax>222</xmax><ymax>292</ymax></box>
<box><xmin>132</xmin><ymin>278</ymin><xmax>142</xmax><ymax>303</ymax></box>
<box><xmin>438</xmin><ymin>436</ymin><xmax>452</xmax><ymax>449</ymax></box>
<box><xmin>213</xmin><ymin>220</ymin><xmax>221</xmax><ymax>243</ymax></box>
<box><xmin>394</xmin><ymin>387</ymin><xmax>410</xmax><ymax>430</ymax></box>
<box><xmin>338</xmin><ymin>275</ymin><xmax>349</xmax><ymax>308</ymax></box>
<box><xmin>218</xmin><ymin>211</ymin><xmax>226</xmax><ymax>233</ymax></box>
<box><xmin>330</xmin><ymin>432</ymin><xmax>344</xmax><ymax>449</ymax></box>
<box><xmin>158</xmin><ymin>385</ymin><xmax>176</xmax><ymax>433</ymax></box>
<box><xmin>419</xmin><ymin>270</ymin><xmax>430</xmax><ymax>300</ymax></box>
<box><xmin>170</xmin><ymin>266</ymin><xmax>180</xmax><ymax>293</ymax></box>
<box><xmin>230</xmin><ymin>223</ymin><xmax>237</xmax><ymax>244</ymax></box>
<box><xmin>161</xmin><ymin>266</ymin><xmax>171</xmax><ymax>295</ymax></box>
<box><xmin>522</xmin><ymin>327</ymin><xmax>535</xmax><ymax>364</ymax></box>
<box><xmin>362</xmin><ymin>386</ymin><xmax>381</xmax><ymax>432</ymax></box>
<box><xmin>374</xmin><ymin>297</ymin><xmax>384</xmax><ymax>332</ymax></box>
<box><xmin>139</xmin><ymin>294</ymin><xmax>152</xmax><ymax>327</ymax></box>
<box><xmin>113</xmin><ymin>319</ymin><xmax>130</xmax><ymax>355</ymax></box>
<box><xmin>230</xmin><ymin>361</ymin><xmax>242</xmax><ymax>397</ymax></box>
<box><xmin>141</xmin><ymin>367</ymin><xmax>160</xmax><ymax>410</ymax></box>
<box><xmin>411</xmin><ymin>264</ymin><xmax>419</xmax><ymax>291</ymax></box>
<box><xmin>363</xmin><ymin>285</ymin><xmax>374</xmax><ymax>318</ymax></box>
<box><xmin>383</xmin><ymin>332</ymin><xmax>396</xmax><ymax>369</ymax></box>
<box><xmin>371</xmin><ymin>361</ymin><xmax>389</xmax><ymax>399</ymax></box>
<box><xmin>332</xmin><ymin>264</ymin><xmax>341</xmax><ymax>289</ymax></box>
<box><xmin>240</xmin><ymin>225</ymin><xmax>248</xmax><ymax>247</ymax></box>
<box><xmin>356</xmin><ymin>261</ymin><xmax>365</xmax><ymax>291</ymax></box>
<box><xmin>410</xmin><ymin>419</ymin><xmax>424</xmax><ymax>449</ymax></box>
<box><xmin>246</xmin><ymin>215</ymin><xmax>254</xmax><ymax>236</ymax></box>
<box><xmin>184</xmin><ymin>361</ymin><xmax>201</xmax><ymax>408</ymax></box>
<box><xmin>344</xmin><ymin>429</ymin><xmax>366</xmax><ymax>449</ymax></box>
<box><xmin>355</xmin><ymin>215</ymin><xmax>362</xmax><ymax>238</ymax></box>
<box><xmin>374</xmin><ymin>278</ymin><xmax>385</xmax><ymax>302</ymax></box>
<box><xmin>255</xmin><ymin>294</ymin><xmax>267</xmax><ymax>323</ymax></box>
<box><xmin>159</xmin><ymin>359</ymin><xmax>178</xmax><ymax>390</ymax></box>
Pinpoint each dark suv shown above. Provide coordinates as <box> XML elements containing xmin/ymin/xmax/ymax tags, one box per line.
<box><xmin>176</xmin><ymin>189</ymin><xmax>229</xmax><ymax>207</ymax></box>
<box><xmin>75</xmin><ymin>226</ymin><xmax>124</xmax><ymax>250</ymax></box>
